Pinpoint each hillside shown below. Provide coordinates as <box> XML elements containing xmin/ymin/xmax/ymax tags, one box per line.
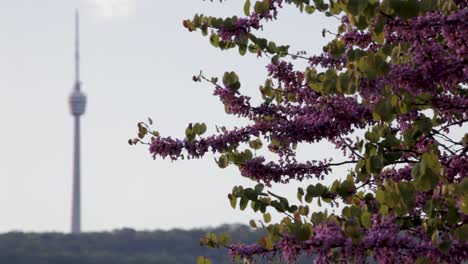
<box><xmin>0</xmin><ymin>224</ymin><xmax>276</xmax><ymax>264</ymax></box>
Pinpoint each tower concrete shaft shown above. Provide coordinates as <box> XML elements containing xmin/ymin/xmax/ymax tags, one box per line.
<box><xmin>71</xmin><ymin>116</ymin><xmax>81</xmax><ymax>233</ymax></box>
<box><xmin>69</xmin><ymin>10</ymin><xmax>86</xmax><ymax>234</ymax></box>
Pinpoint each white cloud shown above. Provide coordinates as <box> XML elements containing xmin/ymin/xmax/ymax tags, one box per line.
<box><xmin>86</xmin><ymin>0</ymin><xmax>136</xmax><ymax>19</ymax></box>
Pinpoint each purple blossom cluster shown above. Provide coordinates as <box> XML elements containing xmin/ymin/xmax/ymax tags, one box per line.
<box><xmin>228</xmin><ymin>217</ymin><xmax>468</xmax><ymax>263</ymax></box>
<box><xmin>308</xmin><ymin>54</ymin><xmax>345</xmax><ymax>69</ymax></box>
<box><xmin>305</xmin><ymin>222</ymin><xmax>347</xmax><ymax>262</ymax></box>
<box><xmin>379</xmin><ymin>166</ymin><xmax>413</xmax><ymax>182</ymax></box>
<box><xmin>240</xmin><ymin>157</ymin><xmax>331</xmax><ymax>185</ymax></box>
<box><xmin>148</xmin><ymin>92</ymin><xmax>370</xmax><ymax>183</ymax></box>
<box><xmin>280</xmin><ymin>235</ymin><xmax>300</xmax><ymax>263</ymax></box>
<box><xmin>218</xmin><ymin>18</ymin><xmax>257</xmax><ymax>43</ymax></box>
<box><xmin>217</xmin><ymin>0</ymin><xmax>284</xmax><ymax>42</ymax></box>
<box><xmin>445</xmin><ymin>155</ymin><xmax>468</xmax><ymax>182</ymax></box>
<box><xmin>149</xmin><ymin>127</ymin><xmax>253</xmax><ymax>160</ymax></box>
<box><xmin>227</xmin><ymin>243</ymin><xmax>266</xmax><ymax>261</ymax></box>
<box><xmin>213</xmin><ymin>85</ymin><xmax>251</xmax><ymax>117</ymax></box>
<box><xmin>433</xmin><ymin>94</ymin><xmax>468</xmax><ymax>122</ymax></box>
<box><xmin>267</xmin><ymin>61</ymin><xmax>302</xmax><ymax>93</ymax></box>
<box><xmin>342</xmin><ymin>30</ymin><xmax>372</xmax><ymax>49</ymax></box>
<box><xmin>384</xmin><ymin>10</ymin><xmax>467</xmax><ymax>94</ymax></box>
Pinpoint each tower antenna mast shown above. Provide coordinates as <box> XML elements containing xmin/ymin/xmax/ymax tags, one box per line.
<box><xmin>75</xmin><ymin>9</ymin><xmax>80</xmax><ymax>86</ymax></box>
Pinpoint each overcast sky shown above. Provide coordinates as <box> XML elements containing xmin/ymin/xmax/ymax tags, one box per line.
<box><xmin>0</xmin><ymin>0</ymin><xmax>351</xmax><ymax>233</ymax></box>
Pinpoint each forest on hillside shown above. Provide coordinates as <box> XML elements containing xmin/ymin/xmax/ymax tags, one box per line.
<box><xmin>0</xmin><ymin>224</ymin><xmax>313</xmax><ymax>264</ymax></box>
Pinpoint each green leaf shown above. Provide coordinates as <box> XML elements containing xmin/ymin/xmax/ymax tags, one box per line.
<box><xmin>381</xmin><ymin>134</ymin><xmax>400</xmax><ymax>148</ymax></box>
<box><xmin>431</xmin><ymin>230</ymin><xmax>439</xmax><ymax>245</ymax></box>
<box><xmin>137</xmin><ymin>123</ymin><xmax>148</xmax><ymax>139</ymax></box>
<box><xmin>197</xmin><ymin>256</ymin><xmax>204</xmax><ymax>264</ymax></box>
<box><xmin>439</xmin><ymin>240</ymin><xmax>452</xmax><ymax>253</ymax></box>
<box><xmin>327</xmin><ymin>40</ymin><xmax>346</xmax><ymax>59</ymax></box>
<box><xmin>244</xmin><ymin>0</ymin><xmax>251</xmax><ymax>16</ymax></box>
<box><xmin>350</xmin><ymin>14</ymin><xmax>368</xmax><ymax>30</ymax></box>
<box><xmin>299</xmin><ymin>205</ymin><xmax>309</xmax><ymax>216</ymax></box>
<box><xmin>330</xmin><ymin>180</ymin><xmax>340</xmax><ymax>193</ymax></box>
<box><xmin>257</xmin><ymin>236</ymin><xmax>274</xmax><ymax>250</ymax></box>
<box><xmin>151</xmin><ymin>130</ymin><xmax>160</xmax><ymax>137</ymax></box>
<box><xmin>197</xmin><ymin>256</ymin><xmax>212</xmax><ymax>264</ymax></box>
<box><xmin>344</xmin><ymin>221</ymin><xmax>362</xmax><ymax>242</ymax></box>
<box><xmin>313</xmin><ymin>0</ymin><xmax>329</xmax><ymax>11</ymax></box>
<box><xmin>379</xmin><ymin>205</ymin><xmax>389</xmax><ymax>215</ymax></box>
<box><xmin>446</xmin><ymin>199</ymin><xmax>461</xmax><ymax>225</ymax></box>
<box><xmin>414</xmin><ymin>117</ymin><xmax>433</xmax><ymax>136</ymax></box>
<box><xmin>244</xmin><ymin>188</ymin><xmax>257</xmax><ymax>200</ymax></box>
<box><xmin>347</xmin><ymin>49</ymin><xmax>367</xmax><ymax>62</ymax></box>
<box><xmin>218</xmin><ymin>233</ymin><xmax>231</xmax><ymax>246</ymax></box>
<box><xmin>412</xmin><ymin>153</ymin><xmax>441</xmax><ymax>191</ymax></box>
<box><xmin>307</xmin><ymin>183</ymin><xmax>328</xmax><ymax>197</ymax></box>
<box><xmin>373</xmin><ymin>99</ymin><xmax>396</xmax><ymax>123</ymax></box>
<box><xmin>185</xmin><ymin>126</ymin><xmax>193</xmax><ymax>137</ymax></box>
<box><xmin>372</xmin><ymin>18</ymin><xmax>385</xmax><ymax>43</ymax></box>
<box><xmin>337</xmin><ymin>72</ymin><xmax>356</xmax><ymax>94</ymax></box>
<box><xmin>288</xmin><ymin>205</ymin><xmax>298</xmax><ymax>214</ymax></box>
<box><xmin>311</xmin><ymin>212</ymin><xmax>325</xmax><ymax>224</ymax></box>
<box><xmin>455</xmin><ymin>178</ymin><xmax>468</xmax><ymax>195</ymax></box>
<box><xmin>249</xmin><ymin>139</ymin><xmax>263</xmax><ymax>150</ymax></box>
<box><xmin>243</xmin><ymin>149</ymin><xmax>253</xmax><ymax>161</ymax></box>
<box><xmin>397</xmin><ymin>182</ymin><xmax>416</xmax><ymax>209</ymax></box>
<box><xmin>267</xmin><ymin>41</ymin><xmax>278</xmax><ymax>53</ymax></box>
<box><xmin>209</xmin><ymin>33</ymin><xmax>219</xmax><ymax>47</ymax></box>
<box><xmin>358</xmin><ymin>53</ymin><xmax>389</xmax><ymax>80</ymax></box>
<box><xmin>239</xmin><ymin>44</ymin><xmax>247</xmax><ymax>56</ymax></box>
<box><xmin>338</xmin><ymin>179</ymin><xmax>356</xmax><ymax>198</ymax></box>
<box><xmin>297</xmin><ymin>187</ymin><xmax>305</xmax><ymax>203</ymax></box>
<box><xmin>454</xmin><ymin>225</ymin><xmax>468</xmax><ymax>242</ymax></box>
<box><xmin>413</xmin><ymin>167</ymin><xmax>439</xmax><ymax>191</ymax></box>
<box><xmin>290</xmin><ymin>224</ymin><xmax>311</xmax><ymax>242</ymax></box>
<box><xmin>228</xmin><ymin>194</ymin><xmax>237</xmax><ymax>209</ymax></box>
<box><xmin>361</xmin><ymin>211</ymin><xmax>371</xmax><ymax>228</ymax></box>
<box><xmin>383</xmin><ymin>151</ymin><xmax>403</xmax><ymax>164</ymax></box>
<box><xmin>263</xmin><ymin>212</ymin><xmax>272</xmax><ymax>223</ymax></box>
<box><xmin>384</xmin><ymin>190</ymin><xmax>400</xmax><ymax>208</ymax></box>
<box><xmin>347</xmin><ymin>0</ymin><xmax>368</xmax><ymax>15</ymax></box>
<box><xmin>459</xmin><ymin>195</ymin><xmax>468</xmax><ymax>215</ymax></box>
<box><xmin>423</xmin><ymin>198</ymin><xmax>435</xmax><ymax>215</ymax></box>
<box><xmin>365</xmin><ymin>131</ymin><xmax>380</xmax><ymax>143</ymax></box>
<box><xmin>305</xmin><ymin>5</ymin><xmax>315</xmax><ymax>14</ymax></box>
<box><xmin>372</xmin><ymin>30</ymin><xmax>385</xmax><ymax>45</ymax></box>
<box><xmin>216</xmin><ymin>154</ymin><xmax>229</xmax><ymax>168</ymax></box>
<box><xmin>367</xmin><ymin>155</ymin><xmax>383</xmax><ymax>174</ymax></box>
<box><xmin>239</xmin><ymin>197</ymin><xmax>248</xmax><ymax>210</ymax></box>
<box><xmin>376</xmin><ymin>188</ymin><xmax>385</xmax><ymax>204</ymax></box>
<box><xmin>222</xmin><ymin>71</ymin><xmax>241</xmax><ymax>90</ymax></box>
<box><xmin>193</xmin><ymin>123</ymin><xmax>207</xmax><ymax>135</ymax></box>
<box><xmin>254</xmin><ymin>0</ymin><xmax>270</xmax><ymax>14</ymax></box>
<box><xmin>254</xmin><ymin>183</ymin><xmax>264</xmax><ymax>193</ymax></box>
<box><xmin>389</xmin><ymin>0</ymin><xmax>420</xmax><ymax>19</ymax></box>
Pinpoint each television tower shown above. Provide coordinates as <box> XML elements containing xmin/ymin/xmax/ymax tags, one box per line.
<box><xmin>69</xmin><ymin>10</ymin><xmax>86</xmax><ymax>234</ymax></box>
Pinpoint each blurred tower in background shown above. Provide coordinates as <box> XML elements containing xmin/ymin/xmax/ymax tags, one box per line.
<box><xmin>69</xmin><ymin>10</ymin><xmax>86</xmax><ymax>234</ymax></box>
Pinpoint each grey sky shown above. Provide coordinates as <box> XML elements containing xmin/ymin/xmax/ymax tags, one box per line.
<box><xmin>0</xmin><ymin>0</ymin><xmax>350</xmax><ymax>232</ymax></box>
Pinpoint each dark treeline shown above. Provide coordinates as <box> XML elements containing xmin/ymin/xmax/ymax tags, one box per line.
<box><xmin>0</xmin><ymin>224</ymin><xmax>312</xmax><ymax>264</ymax></box>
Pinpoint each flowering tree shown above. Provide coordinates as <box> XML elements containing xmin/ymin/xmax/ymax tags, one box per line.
<box><xmin>131</xmin><ymin>0</ymin><xmax>468</xmax><ymax>263</ymax></box>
